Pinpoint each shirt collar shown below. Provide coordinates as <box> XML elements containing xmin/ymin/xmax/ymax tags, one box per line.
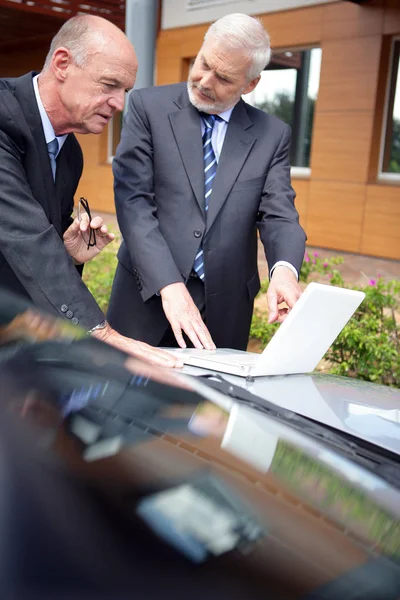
<box><xmin>33</xmin><ymin>74</ymin><xmax>67</xmax><ymax>155</ymax></box>
<box><xmin>216</xmin><ymin>106</ymin><xmax>234</xmax><ymax>123</ymax></box>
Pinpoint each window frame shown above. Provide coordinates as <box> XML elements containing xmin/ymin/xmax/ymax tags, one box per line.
<box><xmin>378</xmin><ymin>36</ymin><xmax>400</xmax><ymax>184</ymax></box>
<box><xmin>107</xmin><ymin>113</ymin><xmax>122</xmax><ymax>164</ymax></box>
<box><xmin>107</xmin><ymin>121</ymin><xmax>114</xmax><ymax>164</ymax></box>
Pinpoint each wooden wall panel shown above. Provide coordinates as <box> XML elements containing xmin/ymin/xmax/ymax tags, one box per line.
<box><xmin>156</xmin><ymin>56</ymin><xmax>184</xmax><ymax>85</ymax></box>
<box><xmin>259</xmin><ymin>6</ymin><xmax>323</xmax><ymax>49</ymax></box>
<box><xmin>292</xmin><ymin>178</ymin><xmax>310</xmax><ymax>230</ymax></box>
<box><xmin>306</xmin><ymin>181</ymin><xmax>366</xmax><ymax>252</ymax></box>
<box><xmin>179</xmin><ymin>24</ymin><xmax>208</xmax><ymax>56</ymax></box>
<box><xmin>310</xmin><ymin>110</ymin><xmax>375</xmax><ymax>183</ymax></box>
<box><xmin>361</xmin><ymin>185</ymin><xmax>400</xmax><ymax>259</ymax></box>
<box><xmin>76</xmin><ymin>134</ymin><xmax>115</xmax><ymax>214</ymax></box>
<box><xmin>383</xmin><ymin>0</ymin><xmax>400</xmax><ymax>34</ymax></box>
<box><xmin>0</xmin><ymin>48</ymin><xmax>47</xmax><ymax>77</ymax></box>
<box><xmin>157</xmin><ymin>26</ymin><xmax>206</xmax><ymax>84</ymax></box>
<box><xmin>317</xmin><ymin>35</ymin><xmax>381</xmax><ymax>112</ymax></box>
<box><xmin>321</xmin><ymin>1</ymin><xmax>384</xmax><ymax>39</ymax></box>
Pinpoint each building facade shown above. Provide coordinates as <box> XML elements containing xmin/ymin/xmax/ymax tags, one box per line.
<box><xmin>156</xmin><ymin>0</ymin><xmax>400</xmax><ymax>260</ymax></box>
<box><xmin>0</xmin><ymin>0</ymin><xmax>399</xmax><ymax>259</ymax></box>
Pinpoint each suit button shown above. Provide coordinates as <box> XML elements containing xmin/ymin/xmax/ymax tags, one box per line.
<box><xmin>61</xmin><ymin>304</ymin><xmax>68</xmax><ymax>313</ymax></box>
<box><xmin>194</xmin><ymin>230</ymin><xmax>202</xmax><ymax>238</ymax></box>
<box><xmin>66</xmin><ymin>310</ymin><xmax>73</xmax><ymax>319</ymax></box>
<box><xmin>71</xmin><ymin>317</ymin><xmax>79</xmax><ymax>325</ymax></box>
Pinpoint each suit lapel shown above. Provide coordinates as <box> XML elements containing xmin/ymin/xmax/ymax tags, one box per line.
<box><xmin>169</xmin><ymin>90</ymin><xmax>205</xmax><ymax>215</ymax></box>
<box><xmin>15</xmin><ymin>72</ymin><xmax>61</xmax><ymax>230</ymax></box>
<box><xmin>206</xmin><ymin>99</ymin><xmax>255</xmax><ymax>233</ymax></box>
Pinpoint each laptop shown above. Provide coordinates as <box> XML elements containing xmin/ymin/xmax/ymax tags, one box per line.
<box><xmin>167</xmin><ymin>282</ymin><xmax>365</xmax><ymax>378</ymax></box>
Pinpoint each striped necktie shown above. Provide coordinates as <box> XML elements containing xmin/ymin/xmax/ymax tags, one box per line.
<box><xmin>47</xmin><ymin>138</ymin><xmax>59</xmax><ymax>181</ymax></box>
<box><xmin>193</xmin><ymin>114</ymin><xmax>218</xmax><ymax>280</ymax></box>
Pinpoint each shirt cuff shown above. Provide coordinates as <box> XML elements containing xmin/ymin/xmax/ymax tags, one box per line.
<box><xmin>270</xmin><ymin>261</ymin><xmax>299</xmax><ymax>280</ymax></box>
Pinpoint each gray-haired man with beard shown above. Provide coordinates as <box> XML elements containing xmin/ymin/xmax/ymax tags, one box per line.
<box><xmin>108</xmin><ymin>13</ymin><xmax>306</xmax><ymax>351</ymax></box>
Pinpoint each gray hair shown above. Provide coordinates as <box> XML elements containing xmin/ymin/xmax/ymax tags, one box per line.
<box><xmin>204</xmin><ymin>13</ymin><xmax>271</xmax><ymax>80</ymax></box>
<box><xmin>43</xmin><ymin>15</ymin><xmax>107</xmax><ymax>71</ymax></box>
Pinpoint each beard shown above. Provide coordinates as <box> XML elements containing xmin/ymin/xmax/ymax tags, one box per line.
<box><xmin>187</xmin><ymin>80</ymin><xmax>240</xmax><ymax>114</ymax></box>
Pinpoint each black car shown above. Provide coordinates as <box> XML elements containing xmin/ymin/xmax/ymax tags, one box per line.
<box><xmin>0</xmin><ymin>288</ymin><xmax>399</xmax><ymax>599</ymax></box>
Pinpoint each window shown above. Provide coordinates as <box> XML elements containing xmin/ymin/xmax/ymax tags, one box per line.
<box><xmin>380</xmin><ymin>39</ymin><xmax>400</xmax><ymax>179</ymax></box>
<box><xmin>243</xmin><ymin>48</ymin><xmax>322</xmax><ymax>173</ymax></box>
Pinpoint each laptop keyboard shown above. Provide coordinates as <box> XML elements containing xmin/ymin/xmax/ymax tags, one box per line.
<box><xmin>186</xmin><ymin>351</ymin><xmax>259</xmax><ymax>366</ymax></box>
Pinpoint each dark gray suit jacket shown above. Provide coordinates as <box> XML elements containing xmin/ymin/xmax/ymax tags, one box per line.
<box><xmin>108</xmin><ymin>83</ymin><xmax>306</xmax><ymax>349</ymax></box>
<box><xmin>0</xmin><ymin>72</ymin><xmax>104</xmax><ymax>330</ymax></box>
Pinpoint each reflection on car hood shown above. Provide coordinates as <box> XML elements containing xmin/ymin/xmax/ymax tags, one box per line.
<box><xmin>2</xmin><ymin>328</ymin><xmax>400</xmax><ymax>596</ymax></box>
<box><xmin>181</xmin><ymin>366</ymin><xmax>400</xmax><ymax>455</ymax></box>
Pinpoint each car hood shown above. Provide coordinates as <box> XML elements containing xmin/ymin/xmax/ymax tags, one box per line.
<box><xmin>181</xmin><ymin>366</ymin><xmax>400</xmax><ymax>455</ymax></box>
<box><xmin>2</xmin><ymin>336</ymin><xmax>400</xmax><ymax>595</ymax></box>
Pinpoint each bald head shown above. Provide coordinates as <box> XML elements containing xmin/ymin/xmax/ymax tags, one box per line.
<box><xmin>39</xmin><ymin>15</ymin><xmax>138</xmax><ymax>136</ymax></box>
<box><xmin>43</xmin><ymin>15</ymin><xmax>135</xmax><ymax>71</ymax></box>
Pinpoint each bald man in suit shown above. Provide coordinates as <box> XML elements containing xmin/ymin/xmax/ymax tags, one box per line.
<box><xmin>0</xmin><ymin>15</ymin><xmax>179</xmax><ymax>368</ymax></box>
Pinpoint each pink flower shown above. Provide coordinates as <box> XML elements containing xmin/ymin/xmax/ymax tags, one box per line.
<box><xmin>377</xmin><ymin>273</ymin><xmax>382</xmax><ymax>279</ymax></box>
<box><xmin>313</xmin><ymin>252</ymin><xmax>319</xmax><ymax>258</ymax></box>
<box><xmin>369</xmin><ymin>279</ymin><xmax>376</xmax><ymax>286</ymax></box>
<box><xmin>304</xmin><ymin>253</ymin><xmax>310</xmax><ymax>263</ymax></box>
<box><xmin>323</xmin><ymin>262</ymin><xmax>329</xmax><ymax>268</ymax></box>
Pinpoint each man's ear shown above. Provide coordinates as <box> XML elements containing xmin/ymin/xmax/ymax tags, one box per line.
<box><xmin>243</xmin><ymin>75</ymin><xmax>261</xmax><ymax>96</ymax></box>
<box><xmin>51</xmin><ymin>47</ymin><xmax>73</xmax><ymax>82</ymax></box>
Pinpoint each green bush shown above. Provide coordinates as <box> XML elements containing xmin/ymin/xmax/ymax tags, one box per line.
<box><xmin>250</xmin><ymin>251</ymin><xmax>400</xmax><ymax>388</ymax></box>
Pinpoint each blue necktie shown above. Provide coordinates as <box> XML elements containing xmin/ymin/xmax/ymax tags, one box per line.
<box><xmin>193</xmin><ymin>114</ymin><xmax>218</xmax><ymax>281</ymax></box>
<box><xmin>47</xmin><ymin>138</ymin><xmax>59</xmax><ymax>182</ymax></box>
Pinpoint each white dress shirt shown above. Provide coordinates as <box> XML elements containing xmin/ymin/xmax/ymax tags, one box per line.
<box><xmin>200</xmin><ymin>109</ymin><xmax>298</xmax><ymax>279</ymax></box>
<box><xmin>33</xmin><ymin>74</ymin><xmax>67</xmax><ymax>155</ymax></box>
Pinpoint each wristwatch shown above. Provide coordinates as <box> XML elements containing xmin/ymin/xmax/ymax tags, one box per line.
<box><xmin>87</xmin><ymin>320</ymin><xmax>107</xmax><ymax>335</ymax></box>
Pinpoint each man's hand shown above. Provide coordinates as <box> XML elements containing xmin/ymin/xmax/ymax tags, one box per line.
<box><xmin>160</xmin><ymin>282</ymin><xmax>216</xmax><ymax>350</ymax></box>
<box><xmin>63</xmin><ymin>214</ymin><xmax>115</xmax><ymax>264</ymax></box>
<box><xmin>91</xmin><ymin>323</ymin><xmax>184</xmax><ymax>368</ymax></box>
<box><xmin>267</xmin><ymin>266</ymin><xmax>302</xmax><ymax>324</ymax></box>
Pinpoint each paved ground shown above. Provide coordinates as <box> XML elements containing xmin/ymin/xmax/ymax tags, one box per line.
<box><xmin>258</xmin><ymin>243</ymin><xmax>400</xmax><ymax>287</ymax></box>
<box><xmin>99</xmin><ymin>211</ymin><xmax>400</xmax><ymax>288</ymax></box>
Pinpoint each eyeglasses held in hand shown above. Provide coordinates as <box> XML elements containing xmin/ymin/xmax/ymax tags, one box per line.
<box><xmin>77</xmin><ymin>197</ymin><xmax>96</xmax><ymax>250</ymax></box>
